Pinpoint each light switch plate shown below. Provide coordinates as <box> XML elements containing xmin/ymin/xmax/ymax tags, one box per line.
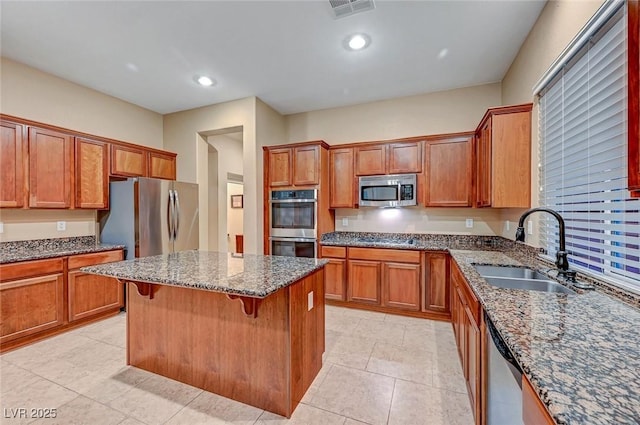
<box><xmin>505</xmin><ymin>221</ymin><xmax>510</xmax><ymax>231</ymax></box>
<box><xmin>465</xmin><ymin>218</ymin><xmax>473</xmax><ymax>228</ymax></box>
<box><xmin>307</xmin><ymin>291</ymin><xmax>314</xmax><ymax>311</ymax></box>
<box><xmin>528</xmin><ymin>220</ymin><xmax>533</xmax><ymax>235</ymax></box>
<box><xmin>57</xmin><ymin>221</ymin><xmax>66</xmax><ymax>231</ymax></box>
<box><xmin>0</xmin><ymin>222</ymin><xmax>3</xmax><ymax>234</ymax></box>
<box><xmin>342</xmin><ymin>218</ymin><xmax>348</xmax><ymax>227</ymax></box>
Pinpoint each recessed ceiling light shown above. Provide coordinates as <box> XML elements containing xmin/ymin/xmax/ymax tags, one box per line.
<box><xmin>194</xmin><ymin>75</ymin><xmax>216</xmax><ymax>87</ymax></box>
<box><xmin>344</xmin><ymin>33</ymin><xmax>371</xmax><ymax>51</ymax></box>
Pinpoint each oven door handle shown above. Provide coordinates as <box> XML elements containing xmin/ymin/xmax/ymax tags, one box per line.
<box><xmin>270</xmin><ymin>199</ymin><xmax>317</xmax><ymax>203</ymax></box>
<box><xmin>269</xmin><ymin>237</ymin><xmax>317</xmax><ymax>243</ymax></box>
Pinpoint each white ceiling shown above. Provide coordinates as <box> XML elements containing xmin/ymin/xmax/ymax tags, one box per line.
<box><xmin>0</xmin><ymin>1</ymin><xmax>546</xmax><ymax>115</ymax></box>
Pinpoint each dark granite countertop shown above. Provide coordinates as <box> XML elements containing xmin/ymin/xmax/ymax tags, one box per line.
<box><xmin>0</xmin><ymin>236</ymin><xmax>125</xmax><ymax>264</ymax></box>
<box><xmin>321</xmin><ymin>231</ymin><xmax>640</xmax><ymax>424</ymax></box>
<box><xmin>81</xmin><ymin>250</ymin><xmax>328</xmax><ymax>298</ymax></box>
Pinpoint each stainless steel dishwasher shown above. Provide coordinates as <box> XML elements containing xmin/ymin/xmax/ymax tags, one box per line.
<box><xmin>485</xmin><ymin>312</ymin><xmax>524</xmax><ymax>425</ymax></box>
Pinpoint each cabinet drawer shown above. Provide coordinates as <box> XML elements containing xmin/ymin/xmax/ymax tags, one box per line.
<box><xmin>321</xmin><ymin>246</ymin><xmax>346</xmax><ymax>258</ymax></box>
<box><xmin>0</xmin><ymin>257</ymin><xmax>64</xmax><ymax>282</ymax></box>
<box><xmin>349</xmin><ymin>247</ymin><xmax>420</xmax><ymax>263</ymax></box>
<box><xmin>68</xmin><ymin>250</ymin><xmax>123</xmax><ymax>269</ymax></box>
<box><xmin>451</xmin><ymin>262</ymin><xmax>480</xmax><ymax>324</ymax></box>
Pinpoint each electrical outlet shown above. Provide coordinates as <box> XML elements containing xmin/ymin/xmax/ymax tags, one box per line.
<box><xmin>342</xmin><ymin>218</ymin><xmax>349</xmax><ymax>227</ymax></box>
<box><xmin>307</xmin><ymin>291</ymin><xmax>314</xmax><ymax>311</ymax></box>
<box><xmin>505</xmin><ymin>221</ymin><xmax>510</xmax><ymax>231</ymax></box>
<box><xmin>0</xmin><ymin>222</ymin><xmax>3</xmax><ymax>234</ymax></box>
<box><xmin>57</xmin><ymin>221</ymin><xmax>66</xmax><ymax>231</ymax></box>
<box><xmin>527</xmin><ymin>220</ymin><xmax>533</xmax><ymax>235</ymax></box>
<box><xmin>465</xmin><ymin>218</ymin><xmax>473</xmax><ymax>228</ymax></box>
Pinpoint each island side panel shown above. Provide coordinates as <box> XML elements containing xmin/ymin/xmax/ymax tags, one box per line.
<box><xmin>289</xmin><ymin>268</ymin><xmax>325</xmax><ymax>411</ymax></box>
<box><xmin>126</xmin><ymin>282</ymin><xmax>290</xmax><ymax>416</ymax></box>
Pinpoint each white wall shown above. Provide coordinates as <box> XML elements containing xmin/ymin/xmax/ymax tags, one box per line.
<box><xmin>207</xmin><ymin>132</ymin><xmax>243</xmax><ymax>252</ymax></box>
<box><xmin>0</xmin><ymin>58</ymin><xmax>164</xmax><ymax>242</ymax></box>
<box><xmin>227</xmin><ymin>182</ymin><xmax>244</xmax><ymax>253</ymax></box>
<box><xmin>499</xmin><ymin>0</ymin><xmax>605</xmax><ymax>244</ymax></box>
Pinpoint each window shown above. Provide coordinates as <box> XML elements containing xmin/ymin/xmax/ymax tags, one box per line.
<box><xmin>538</xmin><ymin>3</ymin><xmax>640</xmax><ymax>292</ymax></box>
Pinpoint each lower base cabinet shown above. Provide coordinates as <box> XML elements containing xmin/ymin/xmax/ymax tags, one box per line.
<box><xmin>348</xmin><ymin>260</ymin><xmax>381</xmax><ymax>304</ymax></box>
<box><xmin>0</xmin><ymin>249</ymin><xmax>124</xmax><ymax>352</ymax></box>
<box><xmin>383</xmin><ymin>262</ymin><xmax>420</xmax><ymax>310</ymax></box>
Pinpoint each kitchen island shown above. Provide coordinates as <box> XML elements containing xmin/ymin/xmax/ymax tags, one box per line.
<box><xmin>82</xmin><ymin>250</ymin><xmax>327</xmax><ymax>418</ymax></box>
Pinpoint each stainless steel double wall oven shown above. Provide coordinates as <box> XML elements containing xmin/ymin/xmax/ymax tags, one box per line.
<box><xmin>269</xmin><ymin>189</ymin><xmax>317</xmax><ymax>258</ymax></box>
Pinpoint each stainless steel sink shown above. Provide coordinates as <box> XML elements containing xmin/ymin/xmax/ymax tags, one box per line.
<box><xmin>474</xmin><ymin>265</ymin><xmax>549</xmax><ymax>280</ymax></box>
<box><xmin>474</xmin><ymin>265</ymin><xmax>576</xmax><ymax>295</ymax></box>
<box><xmin>483</xmin><ymin>277</ymin><xmax>576</xmax><ymax>294</ymax></box>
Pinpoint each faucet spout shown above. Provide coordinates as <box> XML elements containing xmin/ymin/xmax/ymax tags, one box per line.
<box><xmin>515</xmin><ymin>207</ymin><xmax>569</xmax><ymax>272</ymax></box>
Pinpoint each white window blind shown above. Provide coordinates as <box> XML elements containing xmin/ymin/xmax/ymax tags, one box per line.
<box><xmin>539</xmin><ymin>4</ymin><xmax>640</xmax><ymax>290</ymax></box>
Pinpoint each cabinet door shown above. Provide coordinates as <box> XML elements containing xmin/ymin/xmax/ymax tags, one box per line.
<box><xmin>475</xmin><ymin>120</ymin><xmax>492</xmax><ymax>207</ymax></box>
<box><xmin>148</xmin><ymin>151</ymin><xmax>176</xmax><ymax>180</ymax></box>
<box><xmin>68</xmin><ymin>271</ymin><xmax>124</xmax><ymax>322</ymax></box>
<box><xmin>0</xmin><ymin>121</ymin><xmax>26</xmax><ymax>208</ymax></box>
<box><xmin>388</xmin><ymin>141</ymin><xmax>422</xmax><ymax>174</ymax></box>
<box><xmin>111</xmin><ymin>144</ymin><xmax>147</xmax><ymax>177</ymax></box>
<box><xmin>423</xmin><ymin>252</ymin><xmax>450</xmax><ymax>313</ymax></box>
<box><xmin>382</xmin><ymin>262</ymin><xmax>420</xmax><ymax>311</ymax></box>
<box><xmin>28</xmin><ymin>127</ymin><xmax>73</xmax><ymax>208</ymax></box>
<box><xmin>329</xmin><ymin>148</ymin><xmax>355</xmax><ymax>208</ymax></box>
<box><xmin>355</xmin><ymin>145</ymin><xmax>386</xmax><ymax>176</ymax></box>
<box><xmin>324</xmin><ymin>258</ymin><xmax>346</xmax><ymax>301</ymax></box>
<box><xmin>424</xmin><ymin>137</ymin><xmax>472</xmax><ymax>207</ymax></box>
<box><xmin>347</xmin><ymin>260</ymin><xmax>381</xmax><ymax>304</ymax></box>
<box><xmin>75</xmin><ymin>137</ymin><xmax>109</xmax><ymax>209</ymax></box>
<box><xmin>293</xmin><ymin>145</ymin><xmax>320</xmax><ymax>186</ymax></box>
<box><xmin>0</xmin><ymin>274</ymin><xmax>65</xmax><ymax>344</ymax></box>
<box><xmin>465</xmin><ymin>306</ymin><xmax>481</xmax><ymax>422</ymax></box>
<box><xmin>269</xmin><ymin>148</ymin><xmax>292</xmax><ymax>187</ymax></box>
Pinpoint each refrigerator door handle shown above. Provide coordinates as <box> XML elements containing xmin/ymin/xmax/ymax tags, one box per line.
<box><xmin>168</xmin><ymin>189</ymin><xmax>175</xmax><ymax>242</ymax></box>
<box><xmin>174</xmin><ymin>190</ymin><xmax>180</xmax><ymax>240</ymax></box>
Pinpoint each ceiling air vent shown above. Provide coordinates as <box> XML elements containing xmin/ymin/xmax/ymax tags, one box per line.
<box><xmin>329</xmin><ymin>0</ymin><xmax>375</xmax><ymax>19</ymax></box>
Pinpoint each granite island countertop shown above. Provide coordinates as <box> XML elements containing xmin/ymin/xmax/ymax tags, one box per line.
<box><xmin>81</xmin><ymin>250</ymin><xmax>328</xmax><ymax>298</ymax></box>
<box><xmin>321</xmin><ymin>231</ymin><xmax>640</xmax><ymax>424</ymax></box>
<box><xmin>0</xmin><ymin>236</ymin><xmax>125</xmax><ymax>264</ymax></box>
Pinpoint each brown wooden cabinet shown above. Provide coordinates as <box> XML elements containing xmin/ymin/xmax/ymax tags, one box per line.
<box><xmin>75</xmin><ymin>137</ymin><xmax>109</xmax><ymax>209</ymax></box>
<box><xmin>475</xmin><ymin>104</ymin><xmax>532</xmax><ymax>208</ymax></box>
<box><xmin>354</xmin><ymin>140</ymin><xmax>422</xmax><ymax>176</ymax></box>
<box><xmin>424</xmin><ymin>134</ymin><xmax>473</xmax><ymax>207</ymax></box>
<box><xmin>111</xmin><ymin>143</ymin><xmax>147</xmax><ymax>177</ymax></box>
<box><xmin>268</xmin><ymin>147</ymin><xmax>293</xmax><ymax>187</ymax></box>
<box><xmin>28</xmin><ymin>126</ymin><xmax>74</xmax><ymax>208</ymax></box>
<box><xmin>67</xmin><ymin>250</ymin><xmax>124</xmax><ymax>322</ymax></box>
<box><xmin>329</xmin><ymin>147</ymin><xmax>356</xmax><ymax>208</ymax></box>
<box><xmin>423</xmin><ymin>251</ymin><xmax>450</xmax><ymax>313</ymax></box>
<box><xmin>347</xmin><ymin>260</ymin><xmax>381</xmax><ymax>304</ymax></box>
<box><xmin>0</xmin><ymin>120</ymin><xmax>26</xmax><ymax>208</ymax></box>
<box><xmin>523</xmin><ymin>375</ymin><xmax>555</xmax><ymax>425</ymax></box>
<box><xmin>320</xmin><ymin>246</ymin><xmax>347</xmax><ymax>301</ymax></box>
<box><xmin>148</xmin><ymin>151</ymin><xmax>177</xmax><ymax>180</ymax></box>
<box><xmin>383</xmin><ymin>262</ymin><xmax>420</xmax><ymax>311</ymax></box>
<box><xmin>450</xmin><ymin>260</ymin><xmax>482</xmax><ymax>424</ymax></box>
<box><xmin>293</xmin><ymin>145</ymin><xmax>320</xmax><ymax>186</ymax></box>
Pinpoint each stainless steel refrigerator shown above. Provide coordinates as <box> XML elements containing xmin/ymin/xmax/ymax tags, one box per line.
<box><xmin>99</xmin><ymin>178</ymin><xmax>199</xmax><ymax>259</ymax></box>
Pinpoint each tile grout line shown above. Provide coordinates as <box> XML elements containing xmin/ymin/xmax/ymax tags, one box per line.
<box><xmin>385</xmin><ymin>378</ymin><xmax>397</xmax><ymax>425</ymax></box>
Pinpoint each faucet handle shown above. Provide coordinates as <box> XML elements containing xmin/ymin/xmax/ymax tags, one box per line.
<box><xmin>559</xmin><ymin>269</ymin><xmax>577</xmax><ymax>282</ymax></box>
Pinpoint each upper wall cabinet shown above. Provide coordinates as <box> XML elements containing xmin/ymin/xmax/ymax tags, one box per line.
<box><xmin>148</xmin><ymin>151</ymin><xmax>177</xmax><ymax>180</ymax></box>
<box><xmin>424</xmin><ymin>134</ymin><xmax>474</xmax><ymax>207</ymax></box>
<box><xmin>628</xmin><ymin>1</ymin><xmax>640</xmax><ymax>197</ymax></box>
<box><xmin>28</xmin><ymin>127</ymin><xmax>74</xmax><ymax>208</ymax></box>
<box><xmin>475</xmin><ymin>104</ymin><xmax>532</xmax><ymax>208</ymax></box>
<box><xmin>110</xmin><ymin>143</ymin><xmax>147</xmax><ymax>177</ymax></box>
<box><xmin>265</xmin><ymin>142</ymin><xmax>328</xmax><ymax>188</ymax></box>
<box><xmin>75</xmin><ymin>137</ymin><xmax>109</xmax><ymax>209</ymax></box>
<box><xmin>355</xmin><ymin>140</ymin><xmax>422</xmax><ymax>176</ymax></box>
<box><xmin>0</xmin><ymin>120</ymin><xmax>26</xmax><ymax>208</ymax></box>
<box><xmin>329</xmin><ymin>147</ymin><xmax>356</xmax><ymax>208</ymax></box>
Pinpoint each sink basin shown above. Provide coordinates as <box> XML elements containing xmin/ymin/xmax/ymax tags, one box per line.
<box><xmin>474</xmin><ymin>265</ymin><xmax>549</xmax><ymax>280</ymax></box>
<box><xmin>483</xmin><ymin>277</ymin><xmax>576</xmax><ymax>295</ymax></box>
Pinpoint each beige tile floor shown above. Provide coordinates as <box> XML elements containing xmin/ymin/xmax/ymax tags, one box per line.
<box><xmin>0</xmin><ymin>306</ymin><xmax>473</xmax><ymax>425</ymax></box>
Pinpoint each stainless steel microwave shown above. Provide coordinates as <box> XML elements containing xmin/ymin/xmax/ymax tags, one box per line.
<box><xmin>358</xmin><ymin>174</ymin><xmax>417</xmax><ymax>207</ymax></box>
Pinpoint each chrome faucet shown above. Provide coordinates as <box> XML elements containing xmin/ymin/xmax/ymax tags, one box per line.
<box><xmin>515</xmin><ymin>207</ymin><xmax>578</xmax><ymax>283</ymax></box>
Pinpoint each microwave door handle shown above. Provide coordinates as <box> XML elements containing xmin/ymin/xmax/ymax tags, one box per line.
<box><xmin>168</xmin><ymin>190</ymin><xmax>175</xmax><ymax>242</ymax></box>
<box><xmin>174</xmin><ymin>190</ymin><xmax>180</xmax><ymax>240</ymax></box>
